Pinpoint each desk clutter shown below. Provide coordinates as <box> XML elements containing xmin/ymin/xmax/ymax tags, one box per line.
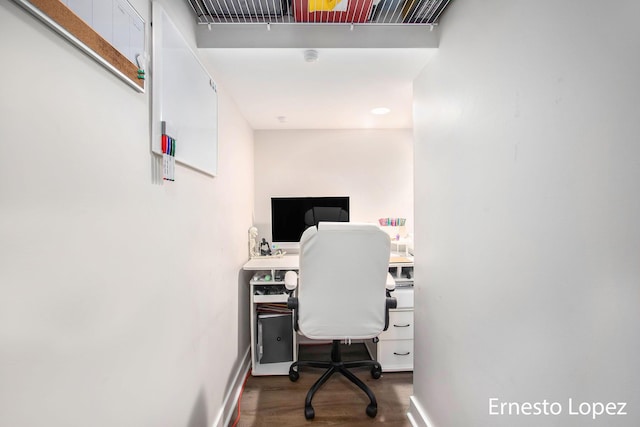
<box><xmin>252</xmin><ymin>271</ymin><xmax>286</xmax><ymax>282</ymax></box>
<box><xmin>389</xmin><ymin>265</ymin><xmax>414</xmax><ymax>281</ymax></box>
<box><xmin>257</xmin><ymin>302</ymin><xmax>289</xmax><ymax>315</ymax></box>
<box><xmin>379</xmin><ymin>217</ymin><xmax>406</xmax><ymax>227</ymax></box>
<box><xmin>251</xmin><ymin>271</ymin><xmax>292</xmax><ymax>305</ymax></box>
<box><xmin>248</xmin><ymin>226</ymin><xmax>287</xmax><ymax>259</ymax></box>
<box><xmin>254</xmin><ymin>284</ymin><xmax>288</xmax><ymax>297</ymax></box>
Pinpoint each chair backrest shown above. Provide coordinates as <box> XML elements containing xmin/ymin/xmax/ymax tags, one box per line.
<box><xmin>303</xmin><ymin>207</ymin><xmax>349</xmax><ymax>227</ymax></box>
<box><xmin>297</xmin><ymin>222</ymin><xmax>391</xmax><ymax>340</ymax></box>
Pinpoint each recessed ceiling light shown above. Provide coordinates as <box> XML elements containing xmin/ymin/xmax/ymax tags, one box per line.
<box><xmin>277</xmin><ymin>116</ymin><xmax>287</xmax><ymax>123</ymax></box>
<box><xmin>304</xmin><ymin>49</ymin><xmax>319</xmax><ymax>63</ymax></box>
<box><xmin>371</xmin><ymin>107</ymin><xmax>391</xmax><ymax>115</ymax></box>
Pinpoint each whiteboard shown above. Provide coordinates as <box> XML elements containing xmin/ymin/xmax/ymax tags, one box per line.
<box><xmin>151</xmin><ymin>3</ymin><xmax>218</xmax><ymax>176</ymax></box>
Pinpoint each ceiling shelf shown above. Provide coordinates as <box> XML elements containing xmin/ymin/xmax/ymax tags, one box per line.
<box><xmin>186</xmin><ymin>0</ymin><xmax>451</xmax><ymax>25</ymax></box>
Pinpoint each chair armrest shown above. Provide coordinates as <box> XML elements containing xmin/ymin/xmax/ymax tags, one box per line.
<box><xmin>386</xmin><ymin>297</ymin><xmax>397</xmax><ymax>310</ymax></box>
<box><xmin>285</xmin><ymin>271</ymin><xmax>299</xmax><ymax>331</ymax></box>
<box><xmin>285</xmin><ymin>270</ymin><xmax>298</xmax><ymax>291</ymax></box>
<box><xmin>384</xmin><ymin>296</ymin><xmax>397</xmax><ymax>331</ymax></box>
<box><xmin>287</xmin><ymin>296</ymin><xmax>299</xmax><ymax>332</ymax></box>
<box><xmin>386</xmin><ymin>273</ymin><xmax>396</xmax><ymax>291</ymax></box>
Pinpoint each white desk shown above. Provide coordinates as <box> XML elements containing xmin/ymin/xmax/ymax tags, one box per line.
<box><xmin>243</xmin><ymin>254</ymin><xmax>414</xmax><ymax>376</ymax></box>
<box><xmin>243</xmin><ymin>254</ymin><xmax>413</xmax><ymax>270</ymax></box>
<box><xmin>242</xmin><ymin>255</ymin><xmax>300</xmax><ymax>271</ymax></box>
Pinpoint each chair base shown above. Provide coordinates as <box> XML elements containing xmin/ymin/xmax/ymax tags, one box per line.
<box><xmin>289</xmin><ymin>340</ymin><xmax>383</xmax><ymax>420</ymax></box>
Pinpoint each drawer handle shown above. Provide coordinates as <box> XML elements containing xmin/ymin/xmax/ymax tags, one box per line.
<box><xmin>393</xmin><ymin>351</ymin><xmax>411</xmax><ymax>356</ymax></box>
<box><xmin>393</xmin><ymin>324</ymin><xmax>411</xmax><ymax>328</ymax></box>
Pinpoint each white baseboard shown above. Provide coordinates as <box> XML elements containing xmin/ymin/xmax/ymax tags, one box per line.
<box><xmin>407</xmin><ymin>395</ymin><xmax>436</xmax><ymax>427</ymax></box>
<box><xmin>211</xmin><ymin>347</ymin><xmax>251</xmax><ymax>427</ymax></box>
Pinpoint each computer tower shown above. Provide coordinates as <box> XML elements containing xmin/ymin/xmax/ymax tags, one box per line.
<box><xmin>257</xmin><ymin>313</ymin><xmax>293</xmax><ymax>364</ymax></box>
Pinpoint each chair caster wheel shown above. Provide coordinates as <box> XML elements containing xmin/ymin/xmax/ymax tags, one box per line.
<box><xmin>366</xmin><ymin>404</ymin><xmax>377</xmax><ymax>418</ymax></box>
<box><xmin>371</xmin><ymin>365</ymin><xmax>382</xmax><ymax>379</ymax></box>
<box><xmin>305</xmin><ymin>405</ymin><xmax>315</xmax><ymax>420</ymax></box>
<box><xmin>289</xmin><ymin>369</ymin><xmax>299</xmax><ymax>382</ymax></box>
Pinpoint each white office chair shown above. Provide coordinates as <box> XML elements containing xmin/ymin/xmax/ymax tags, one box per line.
<box><xmin>285</xmin><ymin>222</ymin><xmax>396</xmax><ymax>420</ymax></box>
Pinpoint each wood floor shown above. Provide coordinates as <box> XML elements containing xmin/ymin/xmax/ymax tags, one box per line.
<box><xmin>231</xmin><ymin>343</ymin><xmax>413</xmax><ymax>426</ymax></box>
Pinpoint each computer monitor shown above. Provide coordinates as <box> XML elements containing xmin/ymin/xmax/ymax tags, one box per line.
<box><xmin>271</xmin><ymin>196</ymin><xmax>349</xmax><ymax>248</ymax></box>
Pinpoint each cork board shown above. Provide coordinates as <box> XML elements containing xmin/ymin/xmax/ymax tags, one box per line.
<box><xmin>13</xmin><ymin>0</ymin><xmax>145</xmax><ymax>92</ymax></box>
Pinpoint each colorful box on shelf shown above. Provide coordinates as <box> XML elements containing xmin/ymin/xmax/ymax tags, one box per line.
<box><xmin>292</xmin><ymin>0</ymin><xmax>374</xmax><ymax>23</ymax></box>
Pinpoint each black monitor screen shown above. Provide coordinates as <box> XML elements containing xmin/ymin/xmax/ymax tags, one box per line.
<box><xmin>271</xmin><ymin>197</ymin><xmax>350</xmax><ymax>242</ymax></box>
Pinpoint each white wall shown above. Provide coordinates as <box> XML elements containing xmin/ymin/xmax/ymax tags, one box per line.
<box><xmin>0</xmin><ymin>1</ymin><xmax>253</xmax><ymax>426</ymax></box>
<box><xmin>412</xmin><ymin>1</ymin><xmax>640</xmax><ymax>426</ymax></box>
<box><xmin>254</xmin><ymin>129</ymin><xmax>413</xmax><ymax>243</ymax></box>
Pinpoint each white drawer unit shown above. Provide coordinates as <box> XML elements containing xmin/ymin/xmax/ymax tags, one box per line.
<box><xmin>365</xmin><ymin>306</ymin><xmax>414</xmax><ymax>372</ymax></box>
<box><xmin>376</xmin><ymin>260</ymin><xmax>415</xmax><ymax>372</ymax></box>
<box><xmin>381</xmin><ymin>311</ymin><xmax>414</xmax><ymax>340</ymax></box>
<box><xmin>365</xmin><ymin>273</ymin><xmax>414</xmax><ymax>372</ymax></box>
<box><xmin>377</xmin><ymin>338</ymin><xmax>414</xmax><ymax>371</ymax></box>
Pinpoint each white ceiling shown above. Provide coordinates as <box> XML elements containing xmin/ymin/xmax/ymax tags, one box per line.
<box><xmin>199</xmin><ymin>48</ymin><xmax>437</xmax><ymax>130</ymax></box>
